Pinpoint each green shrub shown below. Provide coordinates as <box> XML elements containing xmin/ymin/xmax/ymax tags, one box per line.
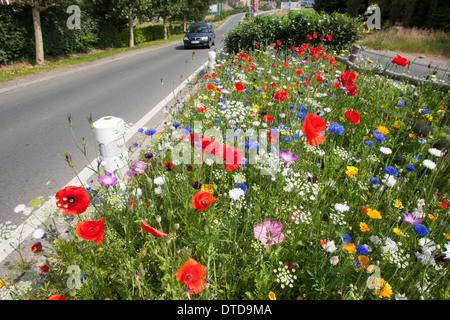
<box><xmin>114</xmin><ymin>24</ymin><xmax>167</xmax><ymax>48</ymax></box>
<box><xmin>224</xmin><ymin>10</ymin><xmax>364</xmax><ymax>53</ymax></box>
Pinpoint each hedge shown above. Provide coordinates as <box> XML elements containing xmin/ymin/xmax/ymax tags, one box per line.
<box><xmin>224</xmin><ymin>10</ymin><xmax>364</xmax><ymax>53</ymax></box>
<box><xmin>114</xmin><ymin>24</ymin><xmax>167</xmax><ymax>48</ymax></box>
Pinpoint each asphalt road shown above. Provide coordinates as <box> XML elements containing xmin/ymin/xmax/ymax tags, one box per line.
<box><xmin>0</xmin><ymin>12</ymin><xmax>247</xmax><ymax>229</ymax></box>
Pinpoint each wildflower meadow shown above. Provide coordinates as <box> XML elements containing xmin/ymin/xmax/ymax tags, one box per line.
<box><xmin>3</xmin><ymin>34</ymin><xmax>449</xmax><ymax>301</ymax></box>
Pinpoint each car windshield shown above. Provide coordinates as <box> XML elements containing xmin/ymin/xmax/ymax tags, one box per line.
<box><xmin>188</xmin><ymin>25</ymin><xmax>208</xmax><ymax>33</ymax></box>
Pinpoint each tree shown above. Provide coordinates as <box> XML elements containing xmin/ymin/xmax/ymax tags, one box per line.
<box><xmin>150</xmin><ymin>0</ymin><xmax>180</xmax><ymax>40</ymax></box>
<box><xmin>113</xmin><ymin>0</ymin><xmax>152</xmax><ymax>47</ymax></box>
<box><xmin>174</xmin><ymin>0</ymin><xmax>212</xmax><ymax>32</ymax></box>
<box><xmin>22</xmin><ymin>0</ymin><xmax>64</xmax><ymax>65</ymax></box>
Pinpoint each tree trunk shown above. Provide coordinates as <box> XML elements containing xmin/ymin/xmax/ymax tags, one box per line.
<box><xmin>129</xmin><ymin>15</ymin><xmax>134</xmax><ymax>47</ymax></box>
<box><xmin>31</xmin><ymin>3</ymin><xmax>44</xmax><ymax>65</ymax></box>
<box><xmin>183</xmin><ymin>16</ymin><xmax>186</xmax><ymax>33</ymax></box>
<box><xmin>163</xmin><ymin>17</ymin><xmax>168</xmax><ymax>40</ymax></box>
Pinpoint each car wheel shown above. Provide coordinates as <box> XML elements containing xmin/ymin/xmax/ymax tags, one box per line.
<box><xmin>184</xmin><ymin>44</ymin><xmax>189</xmax><ymax>49</ymax></box>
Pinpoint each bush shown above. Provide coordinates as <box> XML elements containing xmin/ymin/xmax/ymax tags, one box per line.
<box><xmin>114</xmin><ymin>24</ymin><xmax>167</xmax><ymax>48</ymax></box>
<box><xmin>224</xmin><ymin>10</ymin><xmax>364</xmax><ymax>53</ymax></box>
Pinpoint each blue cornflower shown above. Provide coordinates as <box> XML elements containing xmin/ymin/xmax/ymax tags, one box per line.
<box><xmin>421</xmin><ymin>108</ymin><xmax>430</xmax><ymax>114</ymax></box>
<box><xmin>356</xmin><ymin>244</ymin><xmax>368</xmax><ymax>255</ymax></box>
<box><xmin>235</xmin><ymin>183</ymin><xmax>247</xmax><ymax>193</ymax></box>
<box><xmin>413</xmin><ymin>224</ymin><xmax>428</xmax><ymax>237</ymax></box>
<box><xmin>297</xmin><ymin>112</ymin><xmax>306</xmax><ymax>120</ymax></box>
<box><xmin>328</xmin><ymin>122</ymin><xmax>345</xmax><ymax>135</ymax></box>
<box><xmin>172</xmin><ymin>122</ymin><xmax>180</xmax><ymax>128</ymax></box>
<box><xmin>374</xmin><ymin>133</ymin><xmax>385</xmax><ymax>142</ymax></box>
<box><xmin>338</xmin><ymin>233</ymin><xmax>352</xmax><ymax>244</ymax></box>
<box><xmin>214</xmin><ymin>118</ymin><xmax>220</xmax><ymax>123</ymax></box>
<box><xmin>405</xmin><ymin>164</ymin><xmax>415</xmax><ymax>172</ymax></box>
<box><xmin>299</xmin><ymin>106</ymin><xmax>307</xmax><ymax>112</ymax></box>
<box><xmin>145</xmin><ymin>128</ymin><xmax>157</xmax><ymax>136</ymax></box>
<box><xmin>384</xmin><ymin>166</ymin><xmax>398</xmax><ymax>176</ymax></box>
<box><xmin>365</xmin><ymin>140</ymin><xmax>374</xmax><ymax>146</ymax></box>
<box><xmin>138</xmin><ymin>128</ymin><xmax>144</xmax><ymax>133</ymax></box>
<box><xmin>133</xmin><ymin>142</ymin><xmax>139</xmax><ymax>147</ymax></box>
<box><xmin>370</xmin><ymin>177</ymin><xmax>379</xmax><ymax>184</ymax></box>
<box><xmin>181</xmin><ymin>126</ymin><xmax>193</xmax><ymax>134</ymax></box>
<box><xmin>398</xmin><ymin>100</ymin><xmax>405</xmax><ymax>107</ymax></box>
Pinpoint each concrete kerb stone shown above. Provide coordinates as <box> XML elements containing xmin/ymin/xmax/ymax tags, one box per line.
<box><xmin>0</xmin><ymin>57</ymin><xmax>210</xmax><ymax>300</ymax></box>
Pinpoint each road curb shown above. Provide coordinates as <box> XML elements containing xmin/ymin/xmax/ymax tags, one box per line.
<box><xmin>0</xmin><ymin>56</ymin><xmax>210</xmax><ymax>300</ymax></box>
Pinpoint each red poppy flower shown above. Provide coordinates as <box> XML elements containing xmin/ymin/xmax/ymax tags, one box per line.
<box><xmin>199</xmin><ymin>137</ymin><xmax>221</xmax><ymax>155</ymax></box>
<box><xmin>31</xmin><ymin>242</ymin><xmax>42</xmax><ymax>253</ymax></box>
<box><xmin>206</xmin><ymin>84</ymin><xmax>214</xmax><ymax>90</ymax></box>
<box><xmin>340</xmin><ymin>70</ymin><xmax>356</xmax><ymax>88</ymax></box>
<box><xmin>192</xmin><ymin>191</ymin><xmax>215</xmax><ymax>212</ymax></box>
<box><xmin>164</xmin><ymin>161</ymin><xmax>174</xmax><ymax>169</ymax></box>
<box><xmin>282</xmin><ymin>62</ymin><xmax>289</xmax><ymax>67</ymax></box>
<box><xmin>40</xmin><ymin>264</ymin><xmax>50</xmax><ymax>273</ymax></box>
<box><xmin>263</xmin><ymin>115</ymin><xmax>274</xmax><ymax>123</ymax></box>
<box><xmin>345</xmin><ymin>110</ymin><xmax>360</xmax><ymax>125</ymax></box>
<box><xmin>55</xmin><ymin>186</ymin><xmax>90</xmax><ymax>215</ymax></box>
<box><xmin>141</xmin><ymin>220</ymin><xmax>168</xmax><ymax>237</ymax></box>
<box><xmin>270</xmin><ymin>82</ymin><xmax>277</xmax><ymax>88</ymax></box>
<box><xmin>75</xmin><ymin>217</ymin><xmax>105</xmax><ymax>245</ymax></box>
<box><xmin>296</xmin><ymin>69</ymin><xmax>303</xmax><ymax>75</ymax></box>
<box><xmin>307</xmin><ymin>34</ymin><xmax>312</xmax><ymax>40</ymax></box>
<box><xmin>218</xmin><ymin>144</ymin><xmax>244</xmax><ymax>171</ymax></box>
<box><xmin>176</xmin><ymin>258</ymin><xmax>206</xmax><ymax>295</ymax></box>
<box><xmin>391</xmin><ymin>55</ymin><xmax>408</xmax><ymax>67</ymax></box>
<box><xmin>255</xmin><ymin>44</ymin><xmax>259</xmax><ymax>49</ymax></box>
<box><xmin>235</xmin><ymin>81</ymin><xmax>245</xmax><ymax>92</ymax></box>
<box><xmin>274</xmin><ymin>89</ymin><xmax>288</xmax><ymax>101</ymax></box>
<box><xmin>276</xmin><ymin>39</ymin><xmax>281</xmax><ymax>46</ymax></box>
<box><xmin>301</xmin><ymin>113</ymin><xmax>326</xmax><ymax>146</ymax></box>
<box><xmin>315</xmin><ymin>74</ymin><xmax>323</xmax><ymax>81</ymax></box>
<box><xmin>267</xmin><ymin>131</ymin><xmax>278</xmax><ymax>144</ymax></box>
<box><xmin>326</xmin><ymin>35</ymin><xmax>332</xmax><ymax>41</ymax></box>
<box><xmin>48</xmin><ymin>295</ymin><xmax>66</xmax><ymax>300</ymax></box>
<box><xmin>313</xmin><ymin>33</ymin><xmax>318</xmax><ymax>38</ymax></box>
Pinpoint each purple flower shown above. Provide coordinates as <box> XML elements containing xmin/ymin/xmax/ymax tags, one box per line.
<box><xmin>98</xmin><ymin>173</ymin><xmax>118</xmax><ymax>187</ymax></box>
<box><xmin>254</xmin><ymin>219</ymin><xmax>284</xmax><ymax>246</ymax></box>
<box><xmin>278</xmin><ymin>150</ymin><xmax>298</xmax><ymax>163</ymax></box>
<box><xmin>131</xmin><ymin>161</ymin><xmax>148</xmax><ymax>174</ymax></box>
<box><xmin>402</xmin><ymin>213</ymin><xmax>421</xmax><ymax>226</ymax></box>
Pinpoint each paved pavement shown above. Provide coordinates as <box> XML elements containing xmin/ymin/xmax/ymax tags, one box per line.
<box><xmin>358</xmin><ymin>47</ymin><xmax>450</xmax><ymax>82</ymax></box>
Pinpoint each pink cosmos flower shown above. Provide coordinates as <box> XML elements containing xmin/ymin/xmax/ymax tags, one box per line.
<box><xmin>98</xmin><ymin>173</ymin><xmax>118</xmax><ymax>187</ymax></box>
<box><xmin>402</xmin><ymin>213</ymin><xmax>421</xmax><ymax>226</ymax></box>
<box><xmin>254</xmin><ymin>219</ymin><xmax>284</xmax><ymax>246</ymax></box>
<box><xmin>278</xmin><ymin>150</ymin><xmax>298</xmax><ymax>163</ymax></box>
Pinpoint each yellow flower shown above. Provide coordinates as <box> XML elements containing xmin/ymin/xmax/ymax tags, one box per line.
<box><xmin>366</xmin><ymin>208</ymin><xmax>382</xmax><ymax>219</ymax></box>
<box><xmin>369</xmin><ymin>277</ymin><xmax>393</xmax><ymax>299</ymax></box>
<box><xmin>344</xmin><ymin>243</ymin><xmax>356</xmax><ymax>254</ymax></box>
<box><xmin>376</xmin><ymin>125</ymin><xmax>389</xmax><ymax>135</ymax></box>
<box><xmin>394</xmin><ymin>228</ymin><xmax>402</xmax><ymax>235</ymax></box>
<box><xmin>345</xmin><ymin>166</ymin><xmax>358</xmax><ymax>178</ymax></box>
<box><xmin>201</xmin><ymin>184</ymin><xmax>214</xmax><ymax>194</ymax></box>
<box><xmin>268</xmin><ymin>291</ymin><xmax>276</xmax><ymax>300</ymax></box>
<box><xmin>360</xmin><ymin>222</ymin><xmax>370</xmax><ymax>232</ymax></box>
<box><xmin>428</xmin><ymin>214</ymin><xmax>436</xmax><ymax>221</ymax></box>
<box><xmin>394</xmin><ymin>200</ymin><xmax>403</xmax><ymax>208</ymax></box>
<box><xmin>156</xmin><ymin>132</ymin><xmax>163</xmax><ymax>138</ymax></box>
<box><xmin>0</xmin><ymin>279</ymin><xmax>5</xmax><ymax>288</ymax></box>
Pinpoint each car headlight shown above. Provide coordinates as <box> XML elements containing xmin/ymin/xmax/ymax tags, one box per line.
<box><xmin>183</xmin><ymin>37</ymin><xmax>189</xmax><ymax>41</ymax></box>
<box><xmin>200</xmin><ymin>36</ymin><xmax>208</xmax><ymax>41</ymax></box>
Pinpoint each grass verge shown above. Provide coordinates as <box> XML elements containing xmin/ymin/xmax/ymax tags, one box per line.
<box><xmin>358</xmin><ymin>27</ymin><xmax>450</xmax><ymax>59</ymax></box>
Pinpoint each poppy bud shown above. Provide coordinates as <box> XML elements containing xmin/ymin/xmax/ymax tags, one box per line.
<box><xmin>173</xmin><ymin>223</ymin><xmax>180</xmax><ymax>231</ymax></box>
<box><xmin>155</xmin><ymin>215</ymin><xmax>161</xmax><ymax>223</ymax></box>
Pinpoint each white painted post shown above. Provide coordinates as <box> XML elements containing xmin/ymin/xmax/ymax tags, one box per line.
<box><xmin>208</xmin><ymin>51</ymin><xmax>216</xmax><ymax>71</ymax></box>
<box><xmin>93</xmin><ymin>116</ymin><xmax>128</xmax><ymax>174</ymax></box>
